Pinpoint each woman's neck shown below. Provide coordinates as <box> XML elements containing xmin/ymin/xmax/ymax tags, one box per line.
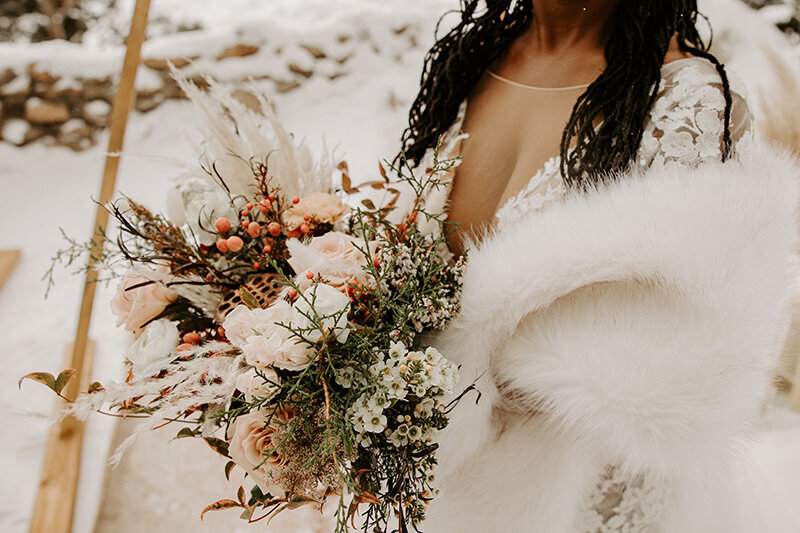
<box><xmin>526</xmin><ymin>0</ymin><xmax>620</xmax><ymax>53</ymax></box>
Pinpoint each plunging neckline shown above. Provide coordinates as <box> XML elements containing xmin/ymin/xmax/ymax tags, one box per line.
<box><xmin>445</xmin><ymin>57</ymin><xmax>712</xmax><ymax>224</ymax></box>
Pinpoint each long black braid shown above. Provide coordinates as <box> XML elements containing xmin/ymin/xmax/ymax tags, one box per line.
<box><xmin>400</xmin><ymin>0</ymin><xmax>734</xmax><ymax>189</ymax></box>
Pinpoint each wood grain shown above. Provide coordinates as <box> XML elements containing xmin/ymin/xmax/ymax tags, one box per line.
<box><xmin>28</xmin><ymin>1</ymin><xmax>151</xmax><ymax>531</ymax></box>
<box><xmin>0</xmin><ymin>249</ymin><xmax>21</xmax><ymax>291</ymax></box>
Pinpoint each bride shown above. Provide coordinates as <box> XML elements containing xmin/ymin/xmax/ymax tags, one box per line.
<box><xmin>393</xmin><ymin>1</ymin><xmax>799</xmax><ymax>532</ymax></box>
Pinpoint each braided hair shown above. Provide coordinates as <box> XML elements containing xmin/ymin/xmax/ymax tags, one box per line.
<box><xmin>400</xmin><ymin>0</ymin><xmax>734</xmax><ymax>188</ymax></box>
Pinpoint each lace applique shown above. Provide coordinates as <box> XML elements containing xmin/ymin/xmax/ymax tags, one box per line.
<box><xmin>494</xmin><ymin>156</ymin><xmax>566</xmax><ymax>223</ymax></box>
<box><xmin>575</xmin><ymin>467</ymin><xmax>665</xmax><ymax>533</ymax></box>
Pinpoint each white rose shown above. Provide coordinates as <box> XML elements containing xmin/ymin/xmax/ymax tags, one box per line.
<box><xmin>236</xmin><ymin>367</ymin><xmax>280</xmax><ymax>402</ymax></box>
<box><xmin>127</xmin><ymin>319</ymin><xmax>180</xmax><ymax>378</ymax></box>
<box><xmin>223</xmin><ymin>303</ymin><xmax>293</xmax><ymax>348</ymax></box>
<box><xmin>181</xmin><ymin>186</ymin><xmax>239</xmax><ymax>245</ymax></box>
<box><xmin>242</xmin><ymin>329</ymin><xmax>312</xmax><ymax>372</ymax></box>
<box><xmin>293</xmin><ymin>283</ymin><xmax>351</xmax><ymax>344</ymax></box>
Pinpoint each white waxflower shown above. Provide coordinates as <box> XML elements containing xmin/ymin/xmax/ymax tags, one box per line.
<box><xmin>335</xmin><ymin>367</ymin><xmax>355</xmax><ymax>388</ymax></box>
<box><xmin>388</xmin><ymin>341</ymin><xmax>407</xmax><ymax>361</ymax></box>
<box><xmin>419</xmin><ymin>398</ymin><xmax>435</xmax><ymax>418</ymax></box>
<box><xmin>389</xmin><ymin>432</ymin><xmax>408</xmax><ymax>448</ymax></box>
<box><xmin>369</xmin><ymin>360</ymin><xmax>387</xmax><ymax>377</ymax></box>
<box><xmin>387</xmin><ymin>378</ymin><xmax>408</xmax><ymax>400</ymax></box>
<box><xmin>364</xmin><ymin>413</ymin><xmax>387</xmax><ymax>433</ymax></box>
<box><xmin>356</xmin><ymin>432</ymin><xmax>371</xmax><ymax>448</ymax></box>
<box><xmin>396</xmin><ymin>423</ymin><xmax>410</xmax><ymax>436</ymax></box>
<box><xmin>369</xmin><ymin>394</ymin><xmax>390</xmax><ymax>411</ymax></box>
<box><xmin>424</xmin><ymin>347</ymin><xmax>442</xmax><ymax>364</ymax></box>
<box><xmin>413</xmin><ymin>384</ymin><xmax>427</xmax><ymax>397</ymax></box>
<box><xmin>408</xmin><ymin>425</ymin><xmax>422</xmax><ymax>441</ymax></box>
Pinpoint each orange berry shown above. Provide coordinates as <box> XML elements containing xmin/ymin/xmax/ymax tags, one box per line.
<box><xmin>246</xmin><ymin>202</ymin><xmax>253</xmax><ymax>210</ymax></box>
<box><xmin>268</xmin><ymin>193</ymin><xmax>276</xmax><ymax>201</ymax></box>
<box><xmin>258</xmin><ymin>204</ymin><xmax>268</xmax><ymax>215</ymax></box>
<box><xmin>300</xmin><ymin>223</ymin><xmax>310</xmax><ymax>234</ymax></box>
<box><xmin>288</xmin><ymin>288</ymin><xmax>298</xmax><ymax>299</ymax></box>
<box><xmin>373</xmin><ymin>256</ymin><xmax>380</xmax><ymax>268</ymax></box>
<box><xmin>303</xmin><ymin>215</ymin><xmax>310</xmax><ymax>221</ymax></box>
<box><xmin>242</xmin><ymin>220</ymin><xmax>250</xmax><ymax>229</ymax></box>
<box><xmin>287</xmin><ymin>229</ymin><xmax>302</xmax><ymax>239</ymax></box>
<box><xmin>214</xmin><ymin>217</ymin><xmax>231</xmax><ymax>233</ymax></box>
<box><xmin>264</xmin><ymin>244</ymin><xmax>272</xmax><ymax>253</ymax></box>
<box><xmin>182</xmin><ymin>332</ymin><xmax>201</xmax><ymax>345</ymax></box>
<box><xmin>292</xmin><ymin>196</ymin><xmax>300</xmax><ymax>204</ymax></box>
<box><xmin>268</xmin><ymin>222</ymin><xmax>281</xmax><ymax>236</ymax></box>
<box><xmin>240</xmin><ymin>209</ymin><xmax>249</xmax><ymax>217</ymax></box>
<box><xmin>215</xmin><ymin>239</ymin><xmax>229</xmax><ymax>253</ymax></box>
<box><xmin>247</xmin><ymin>222</ymin><xmax>262</xmax><ymax>237</ymax></box>
<box><xmin>176</xmin><ymin>343</ymin><xmax>193</xmax><ymax>352</ymax></box>
<box><xmin>253</xmin><ymin>262</ymin><xmax>261</xmax><ymax>270</ymax></box>
<box><xmin>305</xmin><ymin>271</ymin><xmax>315</xmax><ymax>280</ymax></box>
<box><xmin>226</xmin><ymin>236</ymin><xmax>244</xmax><ymax>252</ymax></box>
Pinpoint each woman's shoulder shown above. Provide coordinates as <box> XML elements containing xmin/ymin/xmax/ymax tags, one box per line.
<box><xmin>638</xmin><ymin>56</ymin><xmax>753</xmax><ymax>167</ymax></box>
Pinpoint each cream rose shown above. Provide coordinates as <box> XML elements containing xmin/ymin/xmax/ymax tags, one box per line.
<box><xmin>236</xmin><ymin>367</ymin><xmax>280</xmax><ymax>402</ymax></box>
<box><xmin>282</xmin><ymin>192</ymin><xmax>348</xmax><ymax>230</ymax></box>
<box><xmin>228</xmin><ymin>409</ymin><xmax>293</xmax><ymax>497</ymax></box>
<box><xmin>287</xmin><ymin>232</ymin><xmax>374</xmax><ymax>291</ymax></box>
<box><xmin>127</xmin><ymin>319</ymin><xmax>180</xmax><ymax>378</ymax></box>
<box><xmin>241</xmin><ymin>329</ymin><xmax>312</xmax><ymax>372</ymax></box>
<box><xmin>293</xmin><ymin>282</ymin><xmax>351</xmax><ymax>344</ymax></box>
<box><xmin>111</xmin><ymin>269</ymin><xmax>178</xmax><ymax>334</ymax></box>
<box><xmin>222</xmin><ymin>302</ymin><xmax>293</xmax><ymax>348</ymax></box>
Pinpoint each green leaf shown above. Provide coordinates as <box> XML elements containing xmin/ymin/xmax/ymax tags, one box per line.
<box><xmin>239</xmin><ymin>286</ymin><xmax>261</xmax><ymax>310</ymax></box>
<box><xmin>54</xmin><ymin>369</ymin><xmax>76</xmax><ymax>394</ymax></box>
<box><xmin>175</xmin><ymin>427</ymin><xmax>196</xmax><ymax>440</ymax></box>
<box><xmin>18</xmin><ymin>372</ymin><xmax>57</xmax><ymax>392</ymax></box>
<box><xmin>204</xmin><ymin>436</ymin><xmax>230</xmax><ymax>458</ymax></box>
<box><xmin>285</xmin><ymin>493</ymin><xmax>318</xmax><ymax>510</ymax></box>
<box><xmin>224</xmin><ymin>460</ymin><xmax>235</xmax><ymax>481</ymax></box>
<box><xmin>200</xmin><ymin>499</ymin><xmax>241</xmax><ymax>520</ymax></box>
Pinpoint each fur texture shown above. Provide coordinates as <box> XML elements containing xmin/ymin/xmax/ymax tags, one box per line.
<box><xmin>424</xmin><ymin>148</ymin><xmax>800</xmax><ymax>532</ymax></box>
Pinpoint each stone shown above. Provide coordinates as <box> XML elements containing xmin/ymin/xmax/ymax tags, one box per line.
<box><xmin>288</xmin><ymin>63</ymin><xmax>313</xmax><ymax>78</ymax></box>
<box><xmin>1</xmin><ymin>119</ymin><xmax>28</xmax><ymax>145</ymax></box>
<box><xmin>274</xmin><ymin>79</ymin><xmax>301</xmax><ymax>93</ymax></box>
<box><xmin>28</xmin><ymin>64</ymin><xmax>59</xmax><ymax>84</ymax></box>
<box><xmin>143</xmin><ymin>57</ymin><xmax>197</xmax><ymax>71</ymax></box>
<box><xmin>135</xmin><ymin>91</ymin><xmax>165</xmax><ymax>113</ymax></box>
<box><xmin>81</xmin><ymin>78</ymin><xmax>112</xmax><ymax>101</ymax></box>
<box><xmin>216</xmin><ymin>44</ymin><xmax>259</xmax><ymax>60</ymax></box>
<box><xmin>24</xmin><ymin>97</ymin><xmax>70</xmax><ymax>124</ymax></box>
<box><xmin>57</xmin><ymin>118</ymin><xmax>93</xmax><ymax>150</ymax></box>
<box><xmin>300</xmin><ymin>44</ymin><xmax>326</xmax><ymax>59</ymax></box>
<box><xmin>84</xmin><ymin>99</ymin><xmax>111</xmax><ymax>125</ymax></box>
<box><xmin>0</xmin><ymin>69</ymin><xmax>16</xmax><ymax>87</ymax></box>
<box><xmin>231</xmin><ymin>89</ymin><xmax>263</xmax><ymax>113</ymax></box>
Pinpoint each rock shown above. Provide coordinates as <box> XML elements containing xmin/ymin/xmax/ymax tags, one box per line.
<box><xmin>1</xmin><ymin>119</ymin><xmax>28</xmax><ymax>145</ymax></box>
<box><xmin>274</xmin><ymin>79</ymin><xmax>301</xmax><ymax>93</ymax></box>
<box><xmin>57</xmin><ymin>118</ymin><xmax>93</xmax><ymax>150</ymax></box>
<box><xmin>143</xmin><ymin>57</ymin><xmax>197</xmax><ymax>70</ymax></box>
<box><xmin>288</xmin><ymin>63</ymin><xmax>313</xmax><ymax>78</ymax></box>
<box><xmin>81</xmin><ymin>78</ymin><xmax>112</xmax><ymax>101</ymax></box>
<box><xmin>23</xmin><ymin>125</ymin><xmax>48</xmax><ymax>145</ymax></box>
<box><xmin>135</xmin><ymin>91</ymin><xmax>165</xmax><ymax>113</ymax></box>
<box><xmin>0</xmin><ymin>69</ymin><xmax>16</xmax><ymax>87</ymax></box>
<box><xmin>84</xmin><ymin>99</ymin><xmax>111</xmax><ymax>125</ymax></box>
<box><xmin>24</xmin><ymin>97</ymin><xmax>70</xmax><ymax>124</ymax></box>
<box><xmin>232</xmin><ymin>89</ymin><xmax>263</xmax><ymax>113</ymax></box>
<box><xmin>300</xmin><ymin>44</ymin><xmax>326</xmax><ymax>59</ymax></box>
<box><xmin>1</xmin><ymin>74</ymin><xmax>29</xmax><ymax>96</ymax></box>
<box><xmin>28</xmin><ymin>64</ymin><xmax>59</xmax><ymax>84</ymax></box>
<box><xmin>217</xmin><ymin>44</ymin><xmax>260</xmax><ymax>60</ymax></box>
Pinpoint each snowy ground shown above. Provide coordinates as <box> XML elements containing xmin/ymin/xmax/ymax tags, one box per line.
<box><xmin>2</xmin><ymin>1</ymin><xmax>800</xmax><ymax>532</ymax></box>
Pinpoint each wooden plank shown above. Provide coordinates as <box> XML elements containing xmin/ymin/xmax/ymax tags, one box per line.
<box><xmin>28</xmin><ymin>341</ymin><xmax>95</xmax><ymax>533</ymax></box>
<box><xmin>0</xmin><ymin>249</ymin><xmax>21</xmax><ymax>290</ymax></box>
<box><xmin>28</xmin><ymin>1</ymin><xmax>151</xmax><ymax>532</ymax></box>
<box><xmin>789</xmin><ymin>355</ymin><xmax>800</xmax><ymax>412</ymax></box>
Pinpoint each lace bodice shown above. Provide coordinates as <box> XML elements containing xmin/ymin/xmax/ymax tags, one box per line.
<box><xmin>432</xmin><ymin>57</ymin><xmax>752</xmax><ymax>229</ymax></box>
<box><xmin>423</xmin><ymin>56</ymin><xmax>753</xmax><ymax>533</ymax></box>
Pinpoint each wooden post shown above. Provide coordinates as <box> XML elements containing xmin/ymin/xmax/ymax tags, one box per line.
<box><xmin>0</xmin><ymin>249</ymin><xmax>21</xmax><ymax>291</ymax></box>
<box><xmin>28</xmin><ymin>2</ymin><xmax>151</xmax><ymax>532</ymax></box>
<box><xmin>789</xmin><ymin>357</ymin><xmax>800</xmax><ymax>412</ymax></box>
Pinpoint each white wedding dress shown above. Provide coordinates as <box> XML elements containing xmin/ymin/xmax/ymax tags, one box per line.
<box><xmin>416</xmin><ymin>56</ymin><xmax>757</xmax><ymax>532</ymax></box>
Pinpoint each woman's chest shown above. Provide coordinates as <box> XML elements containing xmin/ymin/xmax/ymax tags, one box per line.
<box><xmin>446</xmin><ymin>80</ymin><xmax>581</xmax><ymax>244</ymax></box>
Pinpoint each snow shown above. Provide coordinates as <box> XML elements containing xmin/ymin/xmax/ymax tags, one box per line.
<box><xmin>2</xmin><ymin>1</ymin><xmax>800</xmax><ymax>532</ymax></box>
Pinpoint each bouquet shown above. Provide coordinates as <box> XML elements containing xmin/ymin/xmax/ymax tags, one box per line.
<box><xmin>24</xmin><ymin>76</ymin><xmax>468</xmax><ymax>532</ymax></box>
